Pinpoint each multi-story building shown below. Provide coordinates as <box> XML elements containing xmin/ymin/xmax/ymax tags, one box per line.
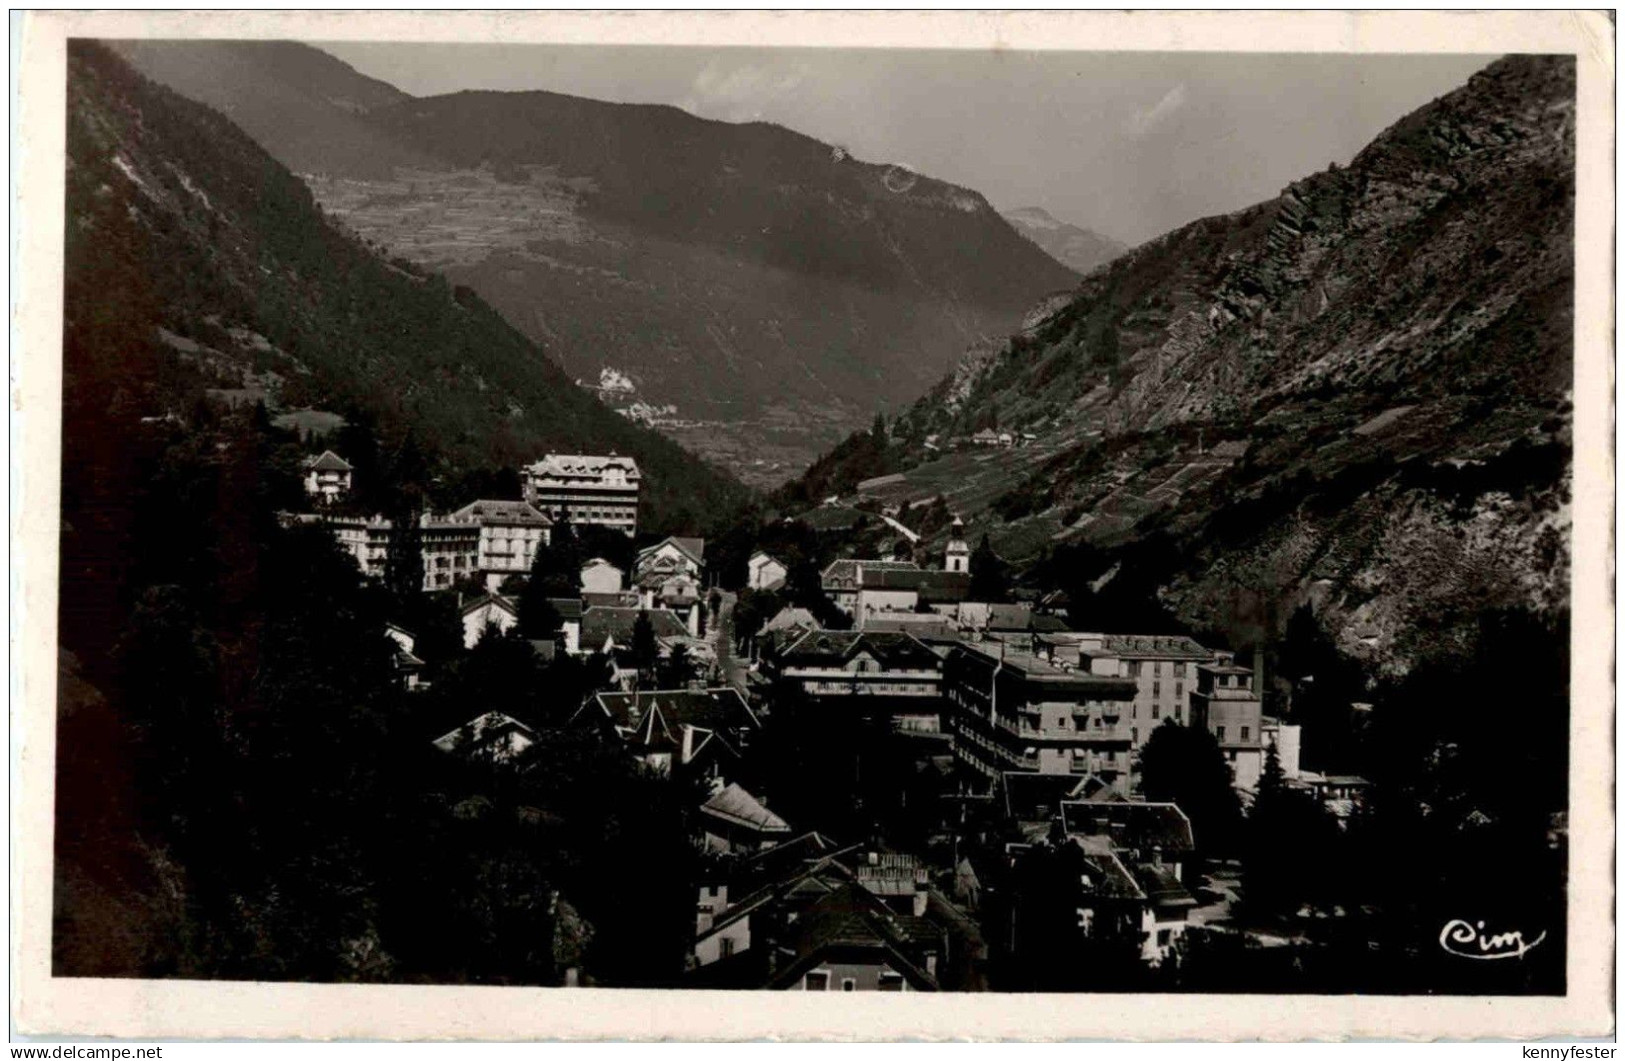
<box><xmin>325</xmin><ymin>514</ymin><xmax>394</xmax><ymax>578</ymax></box>
<box><xmin>1078</xmin><ymin>635</ymin><xmax>1212</xmax><ymax>749</ymax></box>
<box><xmin>1187</xmin><ymin>652</ymin><xmax>1266</xmax><ymax>790</ymax></box>
<box><xmin>419</xmin><ymin>514</ymin><xmax>482</xmax><ymax>591</ymax></box>
<box><xmin>522</xmin><ymin>453</ymin><xmax>641</xmax><ymax>536</ymax></box>
<box><xmin>301</xmin><ymin>450</ymin><xmax>353</xmax><ymax>502</ymax></box>
<box><xmin>763</xmin><ymin>629</ymin><xmax>942</xmax><ymax>699</ymax></box>
<box><xmin>821</xmin><ymin>559</ymin><xmax>918</xmax><ymax>615</ymax></box>
<box><xmin>944</xmin><ymin>643</ymin><xmax>1138</xmax><ymax>795</ymax></box>
<box><xmin>448</xmin><ymin>499</ymin><xmax>553</xmax><ymax>589</ymax></box>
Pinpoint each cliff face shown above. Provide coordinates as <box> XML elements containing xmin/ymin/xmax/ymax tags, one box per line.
<box><xmin>782</xmin><ymin>56</ymin><xmax>1574</xmax><ymax>674</ymax></box>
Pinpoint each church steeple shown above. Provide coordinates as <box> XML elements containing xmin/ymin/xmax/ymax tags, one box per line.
<box><xmin>945</xmin><ymin>516</ymin><xmax>970</xmax><ymax>574</ymax></box>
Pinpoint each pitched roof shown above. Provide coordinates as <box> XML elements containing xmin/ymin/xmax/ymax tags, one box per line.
<box><xmin>916</xmin><ymin>571</ymin><xmax>972</xmax><ymax>604</ymax></box>
<box><xmin>449</xmin><ymin>499</ymin><xmax>553</xmax><ymax>525</ymax></box>
<box><xmin>774</xmin><ymin>630</ymin><xmax>941</xmax><ymax>671</ymax></box>
<box><xmin>1132</xmin><ymin>863</ymin><xmax>1198</xmax><ymax>909</ymax></box>
<box><xmin>749</xmin><ymin>551</ymin><xmax>786</xmax><ymax>568</ymax></box>
<box><xmin>432</xmin><ymin>712</ymin><xmax>537</xmax><ymax>764</ymax></box>
<box><xmin>1000</xmin><ymin>772</ymin><xmax>1095</xmax><ymax>824</ymax></box>
<box><xmin>701</xmin><ymin>783</ymin><xmax>792</xmax><ymax>835</ymax></box>
<box><xmin>581</xmin><ymin>606</ymin><xmax>689</xmax><ymax>646</ymax></box>
<box><xmin>638</xmin><ymin>536</ymin><xmax>706</xmax><ymax>567</ymax></box>
<box><xmin>1060</xmin><ymin>800</ymin><xmax>1196</xmax><ymax>859</ymax></box>
<box><xmin>1069</xmin><ymin>834</ymin><xmax>1146</xmax><ymax>900</ymax></box>
<box><xmin>459</xmin><ymin>593</ymin><xmax>518</xmax><ymax>619</ymax></box>
<box><xmin>766</xmin><ymin>883</ymin><xmax>940</xmax><ymax>990</ymax></box>
<box><xmin>822</xmin><ymin>558</ymin><xmax>918</xmax><ymax>584</ymax></box>
<box><xmin>580</xmin><ymin>557</ymin><xmax>623</xmax><ymax>573</ymax></box>
<box><xmin>303</xmin><ymin>449</ymin><xmax>352</xmax><ymax>472</ymax></box>
<box><xmin>591</xmin><ymin>687</ymin><xmax>760</xmax><ymax>735</ymax></box>
<box><xmin>760</xmin><ymin>607</ymin><xmax>817</xmax><ymax>635</ymax></box>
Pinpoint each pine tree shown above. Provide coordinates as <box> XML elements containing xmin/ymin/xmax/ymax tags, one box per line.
<box><xmin>630</xmin><ymin>610</ymin><xmax>659</xmax><ymax>679</ymax></box>
<box><xmin>968</xmin><ymin>534</ymin><xmax>1011</xmax><ymax>603</ymax></box>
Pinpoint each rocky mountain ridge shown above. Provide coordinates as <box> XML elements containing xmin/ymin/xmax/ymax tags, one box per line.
<box><xmin>780</xmin><ymin>55</ymin><xmax>1574</xmax><ymax>675</ymax></box>
<box><xmin>1001</xmin><ymin>206</ymin><xmax>1129</xmax><ymax>275</ymax></box>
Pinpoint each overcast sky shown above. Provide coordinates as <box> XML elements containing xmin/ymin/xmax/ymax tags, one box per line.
<box><xmin>318</xmin><ymin>43</ymin><xmax>1494</xmax><ymax>245</ymax></box>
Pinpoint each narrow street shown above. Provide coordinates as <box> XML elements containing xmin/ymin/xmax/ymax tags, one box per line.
<box><xmin>710</xmin><ymin>589</ymin><xmax>750</xmax><ymax>692</ymax></box>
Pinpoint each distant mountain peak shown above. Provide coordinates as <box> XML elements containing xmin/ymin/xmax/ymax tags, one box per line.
<box><xmin>1000</xmin><ymin>207</ymin><xmax>1128</xmax><ymax>276</ymax></box>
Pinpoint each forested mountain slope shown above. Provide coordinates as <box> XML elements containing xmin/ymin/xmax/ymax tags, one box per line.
<box><xmin>109</xmin><ymin>40</ymin><xmax>1080</xmax><ymax>484</ymax></box>
<box><xmin>66</xmin><ymin>41</ymin><xmax>747</xmax><ymax>537</ymax></box>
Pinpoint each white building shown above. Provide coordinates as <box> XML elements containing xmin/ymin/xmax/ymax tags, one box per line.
<box><xmin>302</xmin><ymin>450</ymin><xmax>353</xmax><ymax>502</ymax></box>
<box><xmin>448</xmin><ymin>499</ymin><xmax>553</xmax><ymax>591</ymax></box>
<box><xmin>522</xmin><ymin>453</ymin><xmax>641</xmax><ymax>536</ymax></box>
<box><xmin>747</xmin><ymin>552</ymin><xmax>789</xmax><ymax>591</ymax></box>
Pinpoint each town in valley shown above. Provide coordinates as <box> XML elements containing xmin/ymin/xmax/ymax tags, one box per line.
<box><xmin>51</xmin><ymin>39</ymin><xmax>1573</xmax><ymax>999</ymax></box>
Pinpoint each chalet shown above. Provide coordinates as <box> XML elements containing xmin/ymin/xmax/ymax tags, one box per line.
<box><xmin>747</xmin><ymin>552</ymin><xmax>789</xmax><ymax>591</ymax></box>
<box><xmin>699</xmin><ymin>782</ymin><xmax>793</xmax><ymax>855</ymax></box>
<box><xmin>460</xmin><ymin>593</ymin><xmax>518</xmax><ymax>649</ymax></box>
<box><xmin>635</xmin><ymin>536</ymin><xmax>706</xmax><ymax>583</ymax></box>
<box><xmin>580</xmin><ymin>558</ymin><xmax>625</xmax><ymax>594</ymax></box>
<box><xmin>578</xmin><ymin>687</ymin><xmax>761</xmax><ymax>779</ymax></box>
<box><xmin>302</xmin><ymin>450</ymin><xmax>353</xmax><ymax>502</ymax></box>
<box><xmin>432</xmin><ymin>712</ymin><xmax>538</xmax><ymax>767</ymax></box>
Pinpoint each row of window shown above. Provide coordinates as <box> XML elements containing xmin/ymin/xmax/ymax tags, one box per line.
<box><xmin>804</xmin><ymin>971</ymin><xmax>904</xmax><ymax>991</ymax></box>
<box><xmin>1128</xmin><ymin>660</ymin><xmax>1192</xmax><ymax>679</ymax></box>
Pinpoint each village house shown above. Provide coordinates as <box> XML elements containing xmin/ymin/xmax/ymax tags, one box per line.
<box><xmin>688</xmin><ymin>845</ymin><xmax>983</xmax><ymax>991</ymax></box>
<box><xmin>577</xmin><ymin>687</ymin><xmax>761</xmax><ymax>779</ymax></box>
<box><xmin>301</xmin><ymin>450</ymin><xmax>353</xmax><ymax>502</ymax></box>
<box><xmin>820</xmin><ymin>558</ymin><xmax>917</xmax><ymax>615</ymax></box>
<box><xmin>384</xmin><ymin>623</ymin><xmax>425</xmax><ymax>691</ymax></box>
<box><xmin>747</xmin><ymin>551</ymin><xmax>789</xmax><ymax>591</ymax></box>
<box><xmin>460</xmin><ymin>593</ymin><xmax>518</xmax><ymax>649</ymax></box>
<box><xmin>522</xmin><ymin>452</ymin><xmax>641</xmax><ymax>536</ymax></box>
<box><xmin>447</xmin><ymin>499</ymin><xmax>553</xmax><ymax>591</ymax></box>
<box><xmin>578</xmin><ymin>605</ymin><xmax>690</xmax><ymax>657</ymax></box>
<box><xmin>633</xmin><ymin>538</ymin><xmax>707</xmax><ymax>636</ymax></box>
<box><xmin>580</xmin><ymin>558</ymin><xmax>625</xmax><ymax>595</ymax></box>
<box><xmin>1188</xmin><ymin>652</ymin><xmax>1267</xmax><ymax>790</ymax></box>
<box><xmin>1060</xmin><ymin>800</ymin><xmax>1199</xmax><ymax>963</ymax></box>
<box><xmin>944</xmin><ymin>642</ymin><xmax>1138</xmax><ymax>795</ymax></box>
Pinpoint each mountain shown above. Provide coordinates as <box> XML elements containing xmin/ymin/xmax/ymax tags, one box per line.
<box><xmin>1001</xmin><ymin>206</ymin><xmax>1128</xmax><ymax>275</ymax></box>
<box><xmin>105</xmin><ymin>39</ymin><xmax>437</xmax><ymax>178</ymax></box>
<box><xmin>778</xmin><ymin>55</ymin><xmax>1573</xmax><ymax>675</ymax></box>
<box><xmin>109</xmin><ymin>41</ymin><xmax>1081</xmax><ymax>488</ymax></box>
<box><xmin>64</xmin><ymin>41</ymin><xmax>747</xmax><ymax>535</ymax></box>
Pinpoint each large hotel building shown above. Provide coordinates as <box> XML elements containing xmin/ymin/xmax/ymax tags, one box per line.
<box><xmin>522</xmin><ymin>453</ymin><xmax>642</xmax><ymax>536</ymax></box>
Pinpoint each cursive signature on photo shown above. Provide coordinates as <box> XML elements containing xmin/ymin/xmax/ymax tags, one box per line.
<box><xmin>1438</xmin><ymin>919</ymin><xmax>1548</xmax><ymax>960</ymax></box>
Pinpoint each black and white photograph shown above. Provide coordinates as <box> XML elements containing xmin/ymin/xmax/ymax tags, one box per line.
<box><xmin>12</xmin><ymin>8</ymin><xmax>1614</xmax><ymax>1042</ymax></box>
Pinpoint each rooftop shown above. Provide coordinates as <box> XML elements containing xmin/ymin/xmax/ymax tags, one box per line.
<box><xmin>527</xmin><ymin>453</ymin><xmax>641</xmax><ymax>478</ymax></box>
<box><xmin>1060</xmin><ymin>799</ymin><xmax>1196</xmax><ymax>858</ymax></box>
<box><xmin>774</xmin><ymin>630</ymin><xmax>942</xmax><ymax>671</ymax></box>
<box><xmin>449</xmin><ymin>498</ymin><xmax>553</xmax><ymax>525</ymax></box>
<box><xmin>303</xmin><ymin>449</ymin><xmax>353</xmax><ymax>472</ymax></box>
<box><xmin>1098</xmin><ymin>634</ymin><xmax>1210</xmax><ymax>660</ymax></box>
<box><xmin>701</xmin><ymin>783</ymin><xmax>792</xmax><ymax>835</ymax></box>
<box><xmin>581</xmin><ymin>606</ymin><xmax>690</xmax><ymax>645</ymax></box>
